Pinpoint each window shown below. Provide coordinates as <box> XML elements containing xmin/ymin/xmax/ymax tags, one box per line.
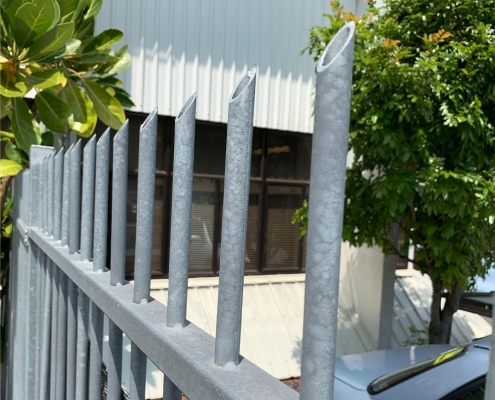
<box><xmin>123</xmin><ymin>113</ymin><xmax>311</xmax><ymax>279</ymax></box>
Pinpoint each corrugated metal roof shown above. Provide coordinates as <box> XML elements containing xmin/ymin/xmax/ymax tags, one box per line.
<box><xmin>95</xmin><ymin>0</ymin><xmax>362</xmax><ymax>133</ymax></box>
<box><xmin>104</xmin><ymin>270</ymin><xmax>491</xmax><ymax>398</ymax></box>
<box><xmin>392</xmin><ymin>269</ymin><xmax>491</xmax><ymax>348</ymax></box>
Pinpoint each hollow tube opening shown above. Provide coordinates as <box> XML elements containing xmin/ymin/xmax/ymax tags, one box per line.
<box><xmin>317</xmin><ymin>22</ymin><xmax>355</xmax><ymax>71</ymax></box>
<box><xmin>177</xmin><ymin>93</ymin><xmax>197</xmax><ymax>121</ymax></box>
<box><xmin>230</xmin><ymin>66</ymin><xmax>257</xmax><ymax>102</ymax></box>
<box><xmin>141</xmin><ymin>107</ymin><xmax>158</xmax><ymax>130</ymax></box>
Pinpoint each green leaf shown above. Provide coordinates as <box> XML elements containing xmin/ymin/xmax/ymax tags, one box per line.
<box><xmin>25</xmin><ymin>22</ymin><xmax>74</xmax><ymax>60</ymax></box>
<box><xmin>74</xmin><ymin>53</ymin><xmax>119</xmax><ymax>64</ymax></box>
<box><xmin>41</xmin><ymin>131</ymin><xmax>54</xmax><ymax>146</ymax></box>
<box><xmin>14</xmin><ymin>0</ymin><xmax>60</xmax><ymax>49</ymax></box>
<box><xmin>113</xmin><ymin>86</ymin><xmax>135</xmax><ymax>108</ymax></box>
<box><xmin>5</xmin><ymin>141</ymin><xmax>23</xmax><ymax>164</ymax></box>
<box><xmin>35</xmin><ymin>90</ymin><xmax>72</xmax><ymax>133</ymax></box>
<box><xmin>0</xmin><ymin>159</ymin><xmax>23</xmax><ymax>177</ymax></box>
<box><xmin>103</xmin><ymin>52</ymin><xmax>130</xmax><ymax>76</ymax></box>
<box><xmin>96</xmin><ymin>76</ymin><xmax>123</xmax><ymax>86</ymax></box>
<box><xmin>81</xmin><ymin>78</ymin><xmax>125</xmax><ymax>129</ymax></box>
<box><xmin>26</xmin><ymin>69</ymin><xmax>63</xmax><ymax>89</ymax></box>
<box><xmin>82</xmin><ymin>29</ymin><xmax>123</xmax><ymax>53</ymax></box>
<box><xmin>61</xmin><ymin>79</ymin><xmax>97</xmax><ymax>137</ymax></box>
<box><xmin>0</xmin><ymin>70</ymin><xmax>29</xmax><ymax>98</ymax></box>
<box><xmin>11</xmin><ymin>97</ymin><xmax>41</xmax><ymax>153</ymax></box>
<box><xmin>0</xmin><ymin>96</ymin><xmax>11</xmax><ymax>118</ymax></box>
<box><xmin>62</xmin><ymin>78</ymin><xmax>87</xmax><ymax>122</ymax></box>
<box><xmin>83</xmin><ymin>0</ymin><xmax>102</xmax><ymax>20</ymax></box>
<box><xmin>36</xmin><ymin>38</ymin><xmax>81</xmax><ymax>62</ymax></box>
<box><xmin>58</xmin><ymin>0</ymin><xmax>79</xmax><ymax>18</ymax></box>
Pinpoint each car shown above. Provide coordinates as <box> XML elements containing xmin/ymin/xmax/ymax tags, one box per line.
<box><xmin>334</xmin><ymin>336</ymin><xmax>491</xmax><ymax>399</ymax></box>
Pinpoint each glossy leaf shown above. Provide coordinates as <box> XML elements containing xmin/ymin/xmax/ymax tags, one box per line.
<box><xmin>0</xmin><ymin>69</ymin><xmax>29</xmax><ymax>98</ymax></box>
<box><xmin>81</xmin><ymin>78</ymin><xmax>125</xmax><ymax>129</ymax></box>
<box><xmin>61</xmin><ymin>79</ymin><xmax>97</xmax><ymax>137</ymax></box>
<box><xmin>26</xmin><ymin>69</ymin><xmax>63</xmax><ymax>89</ymax></box>
<box><xmin>0</xmin><ymin>96</ymin><xmax>11</xmax><ymax>118</ymax></box>
<box><xmin>13</xmin><ymin>0</ymin><xmax>60</xmax><ymax>49</ymax></box>
<box><xmin>36</xmin><ymin>38</ymin><xmax>81</xmax><ymax>62</ymax></box>
<box><xmin>25</xmin><ymin>22</ymin><xmax>74</xmax><ymax>60</ymax></box>
<box><xmin>58</xmin><ymin>0</ymin><xmax>79</xmax><ymax>18</ymax></box>
<box><xmin>113</xmin><ymin>86</ymin><xmax>135</xmax><ymax>108</ymax></box>
<box><xmin>35</xmin><ymin>90</ymin><xmax>71</xmax><ymax>132</ymax></box>
<box><xmin>5</xmin><ymin>141</ymin><xmax>23</xmax><ymax>164</ymax></box>
<box><xmin>83</xmin><ymin>0</ymin><xmax>103</xmax><ymax>20</ymax></box>
<box><xmin>81</xmin><ymin>28</ymin><xmax>123</xmax><ymax>53</ymax></box>
<box><xmin>0</xmin><ymin>159</ymin><xmax>22</xmax><ymax>178</ymax></box>
<box><xmin>41</xmin><ymin>131</ymin><xmax>54</xmax><ymax>146</ymax></box>
<box><xmin>11</xmin><ymin>97</ymin><xmax>41</xmax><ymax>153</ymax></box>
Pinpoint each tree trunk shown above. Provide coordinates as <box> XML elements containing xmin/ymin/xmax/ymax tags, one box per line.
<box><xmin>428</xmin><ymin>278</ymin><xmax>462</xmax><ymax>344</ymax></box>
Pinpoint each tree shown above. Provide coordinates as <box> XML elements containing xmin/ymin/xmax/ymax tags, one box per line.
<box><xmin>0</xmin><ymin>0</ymin><xmax>133</xmax><ymax>192</ymax></box>
<box><xmin>0</xmin><ymin>0</ymin><xmax>133</xmax><ymax>264</ymax></box>
<box><xmin>297</xmin><ymin>0</ymin><xmax>495</xmax><ymax>344</ymax></box>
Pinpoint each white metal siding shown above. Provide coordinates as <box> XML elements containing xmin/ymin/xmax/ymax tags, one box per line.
<box><xmin>95</xmin><ymin>0</ymin><xmax>362</xmax><ymax>133</ymax></box>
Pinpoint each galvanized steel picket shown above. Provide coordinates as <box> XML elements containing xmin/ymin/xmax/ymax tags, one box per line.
<box><xmin>5</xmin><ymin>22</ymin><xmax>356</xmax><ymax>400</ymax></box>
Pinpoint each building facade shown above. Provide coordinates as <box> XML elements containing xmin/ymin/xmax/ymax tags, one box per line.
<box><xmin>95</xmin><ymin>0</ymin><xmax>367</xmax><ymax>279</ymax></box>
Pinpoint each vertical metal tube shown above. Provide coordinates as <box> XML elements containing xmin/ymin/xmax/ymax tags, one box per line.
<box><xmin>39</xmin><ymin>256</ymin><xmax>52</xmax><ymax>400</ymax></box>
<box><xmin>167</xmin><ymin>93</ymin><xmax>196</xmax><ymax>328</ymax></box>
<box><xmin>69</xmin><ymin>140</ymin><xmax>82</xmax><ymax>254</ymax></box>
<box><xmin>75</xmin><ymin>290</ymin><xmax>90</xmax><ymax>400</ymax></box>
<box><xmin>42</xmin><ymin>159</ymin><xmax>48</xmax><ymax>231</ymax></box>
<box><xmin>299</xmin><ymin>22</ymin><xmax>356</xmax><ymax>400</ymax></box>
<box><xmin>61</xmin><ymin>145</ymin><xmax>73</xmax><ymax>247</ymax></box>
<box><xmin>66</xmin><ymin>280</ymin><xmax>78</xmax><ymax>400</ymax></box>
<box><xmin>110</xmin><ymin>121</ymin><xmax>129</xmax><ymax>285</ymax></box>
<box><xmin>80</xmin><ymin>136</ymin><xmax>97</xmax><ymax>261</ymax></box>
<box><xmin>55</xmin><ymin>272</ymin><xmax>68</xmax><ymax>400</ymax></box>
<box><xmin>93</xmin><ymin>129</ymin><xmax>111</xmax><ymax>272</ymax></box>
<box><xmin>163</xmin><ymin>376</ymin><xmax>183</xmax><ymax>400</ymax></box>
<box><xmin>108</xmin><ymin>122</ymin><xmax>129</xmax><ymax>399</ymax></box>
<box><xmin>18</xmin><ymin>171</ymin><xmax>30</xmax><ymax>399</ymax></box>
<box><xmin>29</xmin><ymin>156</ymin><xmax>41</xmax><ymax>228</ymax></box>
<box><xmin>129</xmin><ymin>342</ymin><xmax>147</xmax><ymax>400</ymax></box>
<box><xmin>53</xmin><ymin>151</ymin><xmax>64</xmax><ymax>240</ymax></box>
<box><xmin>133</xmin><ymin>109</ymin><xmax>158</xmax><ymax>304</ymax></box>
<box><xmin>107</xmin><ymin>320</ymin><xmax>123</xmax><ymax>400</ymax></box>
<box><xmin>214</xmin><ymin>67</ymin><xmax>257</xmax><ymax>366</ymax></box>
<box><xmin>49</xmin><ymin>263</ymin><xmax>59</xmax><ymax>400</ymax></box>
<box><xmin>130</xmin><ymin>110</ymin><xmax>157</xmax><ymax>399</ymax></box>
<box><xmin>88</xmin><ymin>302</ymin><xmax>104</xmax><ymax>400</ymax></box>
<box><xmin>47</xmin><ymin>154</ymin><xmax>55</xmax><ymax>235</ymax></box>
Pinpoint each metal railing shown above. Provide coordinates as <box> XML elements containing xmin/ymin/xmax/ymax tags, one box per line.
<box><xmin>4</xmin><ymin>22</ymin><xmax>355</xmax><ymax>400</ymax></box>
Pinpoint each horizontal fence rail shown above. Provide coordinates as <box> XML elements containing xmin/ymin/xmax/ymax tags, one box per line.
<box><xmin>5</xmin><ymin>22</ymin><xmax>356</xmax><ymax>400</ymax></box>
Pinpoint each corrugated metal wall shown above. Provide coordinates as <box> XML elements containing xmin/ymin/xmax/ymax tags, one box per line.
<box><xmin>95</xmin><ymin>0</ymin><xmax>362</xmax><ymax>133</ymax></box>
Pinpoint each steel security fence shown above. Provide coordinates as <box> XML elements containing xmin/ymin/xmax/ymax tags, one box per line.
<box><xmin>4</xmin><ymin>22</ymin><xmax>355</xmax><ymax>400</ymax></box>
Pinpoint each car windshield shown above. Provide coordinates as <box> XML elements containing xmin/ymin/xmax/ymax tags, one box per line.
<box><xmin>368</xmin><ymin>345</ymin><xmax>469</xmax><ymax>395</ymax></box>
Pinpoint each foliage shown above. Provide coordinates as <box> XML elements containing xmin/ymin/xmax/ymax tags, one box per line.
<box><xmin>297</xmin><ymin>0</ymin><xmax>495</xmax><ymax>342</ymax></box>
<box><xmin>0</xmin><ymin>0</ymin><xmax>134</xmax><ymax>177</ymax></box>
<box><xmin>292</xmin><ymin>199</ymin><xmax>308</xmax><ymax>239</ymax></box>
<box><xmin>402</xmin><ymin>324</ymin><xmax>428</xmax><ymax>346</ymax></box>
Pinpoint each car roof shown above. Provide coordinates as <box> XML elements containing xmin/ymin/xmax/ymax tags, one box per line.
<box><xmin>334</xmin><ymin>337</ymin><xmax>491</xmax><ymax>400</ymax></box>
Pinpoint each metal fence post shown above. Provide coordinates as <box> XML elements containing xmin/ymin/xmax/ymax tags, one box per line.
<box><xmin>299</xmin><ymin>22</ymin><xmax>356</xmax><ymax>400</ymax></box>
<box><xmin>215</xmin><ymin>67</ymin><xmax>257</xmax><ymax>366</ymax></box>
<box><xmin>131</xmin><ymin>109</ymin><xmax>158</xmax><ymax>400</ymax></box>
<box><xmin>167</xmin><ymin>93</ymin><xmax>196</xmax><ymax>328</ymax></box>
<box><xmin>108</xmin><ymin>121</ymin><xmax>129</xmax><ymax>400</ymax></box>
<box><xmin>89</xmin><ymin>129</ymin><xmax>111</xmax><ymax>400</ymax></box>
